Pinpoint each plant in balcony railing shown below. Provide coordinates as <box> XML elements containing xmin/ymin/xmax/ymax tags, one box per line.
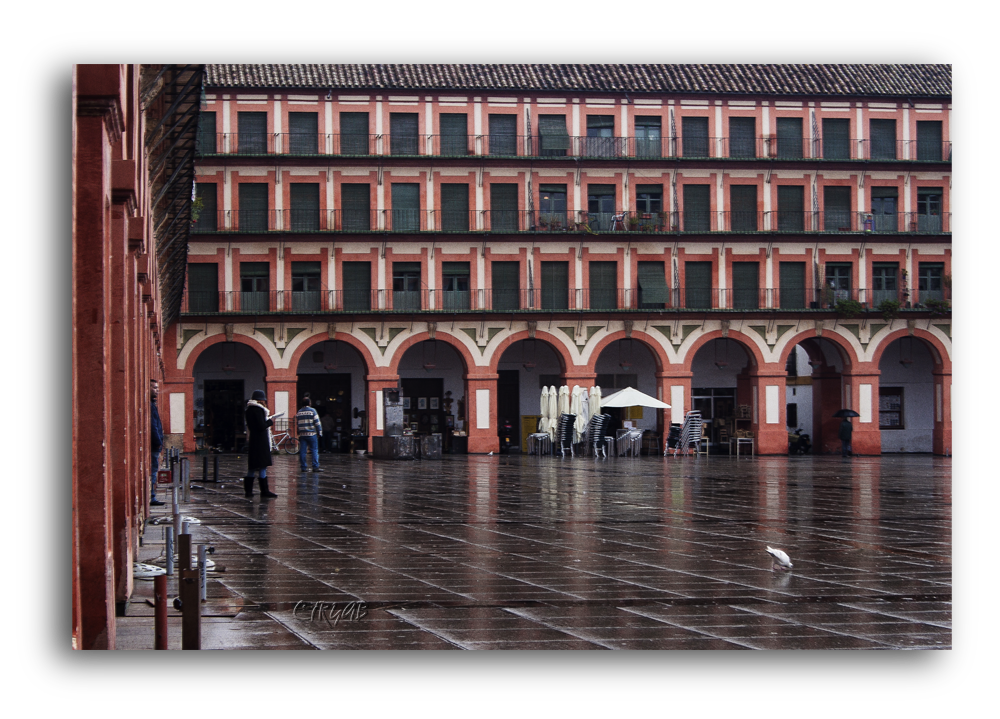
<box><xmin>877</xmin><ymin>298</ymin><xmax>902</xmax><ymax>322</ymax></box>
<box><xmin>922</xmin><ymin>297</ymin><xmax>951</xmax><ymax>315</ymax></box>
<box><xmin>834</xmin><ymin>298</ymin><xmax>864</xmax><ymax>317</ymax></box>
<box><xmin>190</xmin><ymin>196</ymin><xmax>205</xmax><ymax>225</ymax></box>
<box><xmin>627</xmin><ymin>216</ymin><xmax>640</xmax><ymax>231</ymax></box>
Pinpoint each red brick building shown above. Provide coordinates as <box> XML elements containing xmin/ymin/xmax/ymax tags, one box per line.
<box><xmin>162</xmin><ymin>64</ymin><xmax>951</xmax><ymax>458</ymax></box>
<box><xmin>72</xmin><ymin>64</ymin><xmax>203</xmax><ymax>649</ymax></box>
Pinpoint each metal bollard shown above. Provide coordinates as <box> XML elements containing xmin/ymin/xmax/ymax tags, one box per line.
<box><xmin>203</xmin><ymin>456</ymin><xmax>209</xmax><ymax>482</ymax></box>
<box><xmin>171</xmin><ymin>484</ymin><xmax>178</xmax><ymax>511</ymax></box>
<box><xmin>181</xmin><ymin>518</ymin><xmax>189</xmax><ymax>537</ymax></box>
<box><xmin>154</xmin><ymin>574</ymin><xmax>168</xmax><ymax>649</ymax></box>
<box><xmin>172</xmin><ymin>460</ymin><xmax>180</xmax><ymax>492</ymax></box>
<box><xmin>182</xmin><ymin>458</ymin><xmax>190</xmax><ymax>502</ymax></box>
<box><xmin>165</xmin><ymin>526</ymin><xmax>174</xmax><ymax>575</ymax></box>
<box><xmin>213</xmin><ymin>455</ymin><xmax>219</xmax><ymax>483</ymax></box>
<box><xmin>177</xmin><ymin>533</ymin><xmax>201</xmax><ymax>649</ymax></box>
<box><xmin>198</xmin><ymin>544</ymin><xmax>207</xmax><ymax>602</ymax></box>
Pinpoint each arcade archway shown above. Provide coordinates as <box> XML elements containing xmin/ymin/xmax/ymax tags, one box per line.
<box><xmin>876</xmin><ymin>336</ymin><xmax>938</xmax><ymax>453</ymax></box>
<box><xmin>295</xmin><ymin>339</ymin><xmax>368</xmax><ymax>452</ymax></box>
<box><xmin>396</xmin><ymin>338</ymin><xmax>469</xmax><ymax>450</ymax></box>
<box><xmin>780</xmin><ymin>335</ymin><xmax>854</xmax><ymax>454</ymax></box>
<box><xmin>495</xmin><ymin>337</ymin><xmax>566</xmax><ymax>450</ymax></box>
<box><xmin>192</xmin><ymin>342</ymin><xmax>267</xmax><ymax>451</ymax></box>
<box><xmin>689</xmin><ymin>337</ymin><xmax>755</xmax><ymax>451</ymax></box>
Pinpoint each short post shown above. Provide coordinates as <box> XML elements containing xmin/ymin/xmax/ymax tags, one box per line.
<box><xmin>171</xmin><ymin>484</ymin><xmax>178</xmax><ymax>511</ymax></box>
<box><xmin>178</xmin><ymin>533</ymin><xmax>201</xmax><ymax>650</ymax></box>
<box><xmin>165</xmin><ymin>526</ymin><xmax>174</xmax><ymax>575</ymax></box>
<box><xmin>198</xmin><ymin>544</ymin><xmax>207</xmax><ymax>602</ymax></box>
<box><xmin>213</xmin><ymin>455</ymin><xmax>219</xmax><ymax>482</ymax></box>
<box><xmin>154</xmin><ymin>573</ymin><xmax>168</xmax><ymax>649</ymax></box>
<box><xmin>203</xmin><ymin>456</ymin><xmax>209</xmax><ymax>482</ymax></box>
<box><xmin>182</xmin><ymin>457</ymin><xmax>190</xmax><ymax>503</ymax></box>
<box><xmin>172</xmin><ymin>460</ymin><xmax>180</xmax><ymax>492</ymax></box>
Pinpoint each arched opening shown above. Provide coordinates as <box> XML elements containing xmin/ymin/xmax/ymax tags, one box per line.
<box><xmin>295</xmin><ymin>339</ymin><xmax>368</xmax><ymax>452</ymax></box>
<box><xmin>782</xmin><ymin>336</ymin><xmax>852</xmax><ymax>454</ymax></box>
<box><xmin>396</xmin><ymin>338</ymin><xmax>469</xmax><ymax>452</ymax></box>
<box><xmin>192</xmin><ymin>342</ymin><xmax>267</xmax><ymax>451</ymax></box>
<box><xmin>689</xmin><ymin>337</ymin><xmax>754</xmax><ymax>452</ymax></box>
<box><xmin>593</xmin><ymin>338</ymin><xmax>662</xmax><ymax>437</ymax></box>
<box><xmin>877</xmin><ymin>336</ymin><xmax>937</xmax><ymax>453</ymax></box>
<box><xmin>496</xmin><ymin>338</ymin><xmax>565</xmax><ymax>451</ymax></box>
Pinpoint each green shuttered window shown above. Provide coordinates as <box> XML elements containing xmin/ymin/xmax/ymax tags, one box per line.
<box><xmin>822</xmin><ymin>118</ymin><xmax>850</xmax><ymax>159</ymax></box>
<box><xmin>340</xmin><ymin>112</ymin><xmax>369</xmax><ymax>154</ymax></box>
<box><xmin>238</xmin><ymin>184</ymin><xmax>268</xmax><ymax>232</ymax></box>
<box><xmin>685</xmin><ymin>261</ymin><xmax>712</xmax><ymax>309</ymax></box>
<box><xmin>391</xmin><ymin>184</ymin><xmax>420</xmax><ymax>232</ymax></box>
<box><xmin>732</xmin><ymin>262</ymin><xmax>759</xmax><ymax>309</ymax></box>
<box><xmin>290</xmin><ymin>183</ymin><xmax>319</xmax><ymax>231</ymax></box>
<box><xmin>441</xmin><ymin>184</ymin><xmax>469</xmax><ymax>231</ymax></box>
<box><xmin>682</xmin><ymin>117</ymin><xmax>709</xmax><ymax>157</ymax></box>
<box><xmin>238</xmin><ymin>112</ymin><xmax>267</xmax><ymax>154</ymax></box>
<box><xmin>541</xmin><ymin>261</ymin><xmax>569</xmax><ymax>309</ymax></box>
<box><xmin>491</xmin><ymin>261</ymin><xmax>520</xmax><ymax>311</ymax></box>
<box><xmin>589</xmin><ymin>261</ymin><xmax>617</xmax><ymax>310</ymax></box>
<box><xmin>637</xmin><ymin>262</ymin><xmax>667</xmax><ymax>308</ymax></box>
<box><xmin>188</xmin><ymin>264</ymin><xmax>218</xmax><ymax>313</ymax></box>
<box><xmin>684</xmin><ymin>185</ymin><xmax>710</xmax><ymax>231</ymax></box>
<box><xmin>342</xmin><ymin>262</ymin><xmax>371</xmax><ymax>311</ymax></box>
<box><xmin>341</xmin><ymin>184</ymin><xmax>370</xmax><ymax>231</ymax></box>
<box><xmin>440</xmin><ymin>114</ymin><xmax>468</xmax><ymax>155</ymax></box>
<box><xmin>289</xmin><ymin>112</ymin><xmax>318</xmax><ymax>155</ymax></box>
<box><xmin>490</xmin><ymin>184</ymin><xmax>518</xmax><ymax>232</ymax></box>
<box><xmin>779</xmin><ymin>262</ymin><xmax>805</xmax><ymax>309</ymax></box>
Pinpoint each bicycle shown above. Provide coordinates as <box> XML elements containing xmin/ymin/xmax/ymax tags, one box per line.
<box><xmin>271</xmin><ymin>429</ymin><xmax>299</xmax><ymax>454</ymax></box>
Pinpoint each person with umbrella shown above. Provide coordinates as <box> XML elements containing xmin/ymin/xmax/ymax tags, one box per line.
<box><xmin>834</xmin><ymin>409</ymin><xmax>859</xmax><ymax>457</ymax></box>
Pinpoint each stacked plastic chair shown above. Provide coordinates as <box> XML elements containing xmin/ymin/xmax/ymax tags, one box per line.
<box><xmin>556</xmin><ymin>413</ymin><xmax>576</xmax><ymax>457</ymax></box>
<box><xmin>664</xmin><ymin>423</ymin><xmax>682</xmax><ymax>454</ymax></box>
<box><xmin>587</xmin><ymin>414</ymin><xmax>608</xmax><ymax>457</ymax></box>
<box><xmin>670</xmin><ymin>411</ymin><xmax>704</xmax><ymax>457</ymax></box>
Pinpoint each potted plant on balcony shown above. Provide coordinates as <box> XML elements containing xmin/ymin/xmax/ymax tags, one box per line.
<box><xmin>628</xmin><ymin>216</ymin><xmax>640</xmax><ymax>231</ymax></box>
<box><xmin>923</xmin><ymin>297</ymin><xmax>951</xmax><ymax>315</ymax></box>
<box><xmin>190</xmin><ymin>195</ymin><xmax>205</xmax><ymax>225</ymax></box>
<box><xmin>877</xmin><ymin>298</ymin><xmax>902</xmax><ymax>322</ymax></box>
<box><xmin>834</xmin><ymin>298</ymin><xmax>864</xmax><ymax>318</ymax></box>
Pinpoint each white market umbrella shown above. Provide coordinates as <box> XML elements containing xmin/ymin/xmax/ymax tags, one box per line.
<box><xmin>580</xmin><ymin>388</ymin><xmax>591</xmax><ymax>426</ymax></box>
<box><xmin>539</xmin><ymin>386</ymin><xmax>550</xmax><ymax>433</ymax></box>
<box><xmin>547</xmin><ymin>386</ymin><xmax>559</xmax><ymax>440</ymax></box>
<box><xmin>600</xmin><ymin>386</ymin><xmax>670</xmax><ymax>409</ymax></box>
<box><xmin>590</xmin><ymin>385</ymin><xmax>602</xmax><ymax>416</ymax></box>
<box><xmin>558</xmin><ymin>385</ymin><xmax>570</xmax><ymax>417</ymax></box>
<box><xmin>571</xmin><ymin>385</ymin><xmax>584</xmax><ymax>443</ymax></box>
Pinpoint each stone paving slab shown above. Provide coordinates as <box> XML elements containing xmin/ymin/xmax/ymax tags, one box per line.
<box><xmin>119</xmin><ymin>453</ymin><xmax>951</xmax><ymax>650</ymax></box>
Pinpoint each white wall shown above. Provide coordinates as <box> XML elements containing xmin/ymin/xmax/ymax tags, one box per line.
<box><xmin>878</xmin><ymin>338</ymin><xmax>936</xmax><ymax>452</ymax></box>
<box><xmin>785</xmin><ymin>345</ymin><xmax>814</xmax><ymax>437</ymax></box>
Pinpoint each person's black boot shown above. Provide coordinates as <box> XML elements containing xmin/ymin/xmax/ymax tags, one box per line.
<box><xmin>244</xmin><ymin>477</ymin><xmax>255</xmax><ymax>497</ymax></box>
<box><xmin>259</xmin><ymin>478</ymin><xmax>278</xmax><ymax>498</ymax></box>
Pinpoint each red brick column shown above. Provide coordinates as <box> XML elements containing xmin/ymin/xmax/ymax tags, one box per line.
<box><xmin>842</xmin><ymin>370</ymin><xmax>881</xmax><ymax>455</ymax></box>
<box><xmin>933</xmin><ymin>370</ymin><xmax>952</xmax><ymax>456</ymax></box>
<box><xmin>657</xmin><ymin>369</ymin><xmax>693</xmax><ymax>433</ymax></box>
<box><xmin>745</xmin><ymin>369</ymin><xmax>789</xmax><ymax>455</ymax></box>
<box><xmin>365</xmin><ymin>373</ymin><xmax>401</xmax><ymax>451</ymax></box>
<box><xmin>466</xmin><ymin>372</ymin><xmax>500</xmax><ymax>454</ymax></box>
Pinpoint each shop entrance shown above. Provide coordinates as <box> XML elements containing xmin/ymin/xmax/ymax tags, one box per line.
<box><xmin>296</xmin><ymin>374</ymin><xmax>352</xmax><ymax>451</ymax></box>
<box><xmin>400</xmin><ymin>378</ymin><xmax>445</xmax><ymax>435</ymax></box>
<box><xmin>203</xmin><ymin>379</ymin><xmax>244</xmax><ymax>451</ymax></box>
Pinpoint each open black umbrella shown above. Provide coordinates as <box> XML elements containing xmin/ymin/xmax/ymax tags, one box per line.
<box><xmin>833</xmin><ymin>409</ymin><xmax>860</xmax><ymax>418</ymax></box>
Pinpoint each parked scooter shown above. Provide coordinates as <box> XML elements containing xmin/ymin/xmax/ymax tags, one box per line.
<box><xmin>499</xmin><ymin>418</ymin><xmax>515</xmax><ymax>453</ymax></box>
<box><xmin>788</xmin><ymin>428</ymin><xmax>812</xmax><ymax>455</ymax></box>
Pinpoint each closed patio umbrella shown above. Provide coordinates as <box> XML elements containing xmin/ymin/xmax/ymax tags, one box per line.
<box><xmin>547</xmin><ymin>386</ymin><xmax>559</xmax><ymax>440</ymax></box>
<box><xmin>558</xmin><ymin>385</ymin><xmax>570</xmax><ymax>417</ymax></box>
<box><xmin>571</xmin><ymin>385</ymin><xmax>584</xmax><ymax>443</ymax></box>
<box><xmin>590</xmin><ymin>385</ymin><xmax>602</xmax><ymax>416</ymax></box>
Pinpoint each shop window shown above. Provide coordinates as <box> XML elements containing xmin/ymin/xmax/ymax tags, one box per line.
<box><xmin>878</xmin><ymin>387</ymin><xmax>904</xmax><ymax>429</ymax></box>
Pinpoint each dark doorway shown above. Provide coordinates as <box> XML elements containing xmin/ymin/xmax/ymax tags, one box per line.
<box><xmin>497</xmin><ymin>369</ymin><xmax>520</xmax><ymax>444</ymax></box>
<box><xmin>297</xmin><ymin>374</ymin><xmax>352</xmax><ymax>450</ymax></box>
<box><xmin>400</xmin><ymin>378</ymin><xmax>445</xmax><ymax>435</ymax></box>
<box><xmin>204</xmin><ymin>379</ymin><xmax>244</xmax><ymax>451</ymax></box>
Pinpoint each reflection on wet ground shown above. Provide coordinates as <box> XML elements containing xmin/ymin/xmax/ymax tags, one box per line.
<box><xmin>120</xmin><ymin>453</ymin><xmax>951</xmax><ymax>649</ymax></box>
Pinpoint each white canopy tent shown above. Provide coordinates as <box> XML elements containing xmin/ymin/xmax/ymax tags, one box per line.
<box><xmin>599</xmin><ymin>386</ymin><xmax>670</xmax><ymax>409</ymax></box>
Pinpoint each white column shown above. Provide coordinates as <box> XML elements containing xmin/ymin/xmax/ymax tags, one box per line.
<box><xmin>670</xmin><ymin>385</ymin><xmax>684</xmax><ymax>425</ymax></box>
<box><xmin>765</xmin><ymin>384</ymin><xmax>779</xmax><ymax>424</ymax></box>
<box><xmin>476</xmin><ymin>389</ymin><xmax>490</xmax><ymax>429</ymax></box>
<box><xmin>169</xmin><ymin>393</ymin><xmax>186</xmax><ymax>434</ymax></box>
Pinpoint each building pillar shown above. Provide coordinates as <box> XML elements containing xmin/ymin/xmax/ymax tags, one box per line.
<box><xmin>265</xmin><ymin>371</ymin><xmax>298</xmax><ymax>431</ymax></box>
<box><xmin>466</xmin><ymin>372</ymin><xmax>499</xmax><ymax>454</ymax></box>
<box><xmin>843</xmin><ymin>370</ymin><xmax>881</xmax><ymax>455</ymax></box>
<box><xmin>657</xmin><ymin>369</ymin><xmax>693</xmax><ymax>432</ymax></box>
<box><xmin>933</xmin><ymin>369</ymin><xmax>951</xmax><ymax>456</ymax></box>
<box><xmin>745</xmin><ymin>368</ymin><xmax>789</xmax><ymax>455</ymax></box>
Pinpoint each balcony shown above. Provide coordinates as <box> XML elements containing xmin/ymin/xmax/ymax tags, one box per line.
<box><xmin>195</xmin><ymin>133</ymin><xmax>952</xmax><ymax>163</ymax></box>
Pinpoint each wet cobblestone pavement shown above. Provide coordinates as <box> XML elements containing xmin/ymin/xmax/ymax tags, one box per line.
<box><xmin>121</xmin><ymin>453</ymin><xmax>951</xmax><ymax>650</ymax></box>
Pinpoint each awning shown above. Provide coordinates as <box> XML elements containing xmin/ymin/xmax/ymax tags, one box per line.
<box><xmin>600</xmin><ymin>386</ymin><xmax>670</xmax><ymax>409</ymax></box>
<box><xmin>637</xmin><ymin>263</ymin><xmax>668</xmax><ymax>304</ymax></box>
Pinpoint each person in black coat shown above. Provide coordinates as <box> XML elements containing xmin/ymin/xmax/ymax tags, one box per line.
<box><xmin>244</xmin><ymin>389</ymin><xmax>277</xmax><ymax>498</ymax></box>
<box><xmin>839</xmin><ymin>418</ymin><xmax>854</xmax><ymax>457</ymax></box>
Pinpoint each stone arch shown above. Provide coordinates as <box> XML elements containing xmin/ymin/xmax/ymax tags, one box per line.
<box><xmin>585</xmin><ymin>330</ymin><xmax>667</xmax><ymax>374</ymax></box>
<box><xmin>870</xmin><ymin>328</ymin><xmax>951</xmax><ymax>372</ymax></box>
<box><xmin>182</xmin><ymin>332</ymin><xmax>276</xmax><ymax>374</ymax></box>
<box><xmin>389</xmin><ymin>331</ymin><xmax>474</xmax><ymax>375</ymax></box>
<box><xmin>285</xmin><ymin>330</ymin><xmax>377</xmax><ymax>376</ymax></box>
<box><xmin>682</xmin><ymin>330</ymin><xmax>766</xmax><ymax>372</ymax></box>
<box><xmin>776</xmin><ymin>328</ymin><xmax>860</xmax><ymax>372</ymax></box>
<box><xmin>488</xmin><ymin>330</ymin><xmax>572</xmax><ymax>375</ymax></box>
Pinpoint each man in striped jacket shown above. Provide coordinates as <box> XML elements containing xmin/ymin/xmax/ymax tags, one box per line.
<box><xmin>296</xmin><ymin>397</ymin><xmax>323</xmax><ymax>472</ymax></box>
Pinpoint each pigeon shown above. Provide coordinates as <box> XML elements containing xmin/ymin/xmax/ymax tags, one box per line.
<box><xmin>766</xmin><ymin>546</ymin><xmax>793</xmax><ymax>571</ymax></box>
<box><xmin>488</xmin><ymin>451</ymin><xmax>494</xmax><ymax>456</ymax></box>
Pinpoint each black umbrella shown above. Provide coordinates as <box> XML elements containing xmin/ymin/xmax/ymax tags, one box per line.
<box><xmin>833</xmin><ymin>409</ymin><xmax>860</xmax><ymax>418</ymax></box>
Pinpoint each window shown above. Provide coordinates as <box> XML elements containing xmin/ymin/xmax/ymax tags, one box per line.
<box><xmin>685</xmin><ymin>261</ymin><xmax>712</xmax><ymax>309</ymax></box>
<box><xmin>917</xmin><ymin>121</ymin><xmax>943</xmax><ymax>161</ymax></box>
<box><xmin>682</xmin><ymin>116</ymin><xmax>709</xmax><ymax>157</ymax></box>
<box><xmin>440</xmin><ymin>184</ymin><xmax>470</xmax><ymax>231</ymax></box>
<box><xmin>683</xmin><ymin>184</ymin><xmax>711</xmax><ymax>231</ymax></box>
<box><xmin>870</xmin><ymin>187</ymin><xmax>898</xmax><ymax>232</ymax></box>
<box><xmin>822</xmin><ymin>118</ymin><xmax>850</xmax><ymax>159</ymax></box>
<box><xmin>489</xmin><ymin>184</ymin><xmax>519</xmax><ymax>232</ymax></box>
<box><xmin>729</xmin><ymin>117</ymin><xmax>756</xmax><ymax>158</ymax></box>
<box><xmin>869</xmin><ymin>119</ymin><xmax>897</xmax><ymax>160</ymax></box>
<box><xmin>787</xmin><ymin>403</ymin><xmax>798</xmax><ymax>428</ymax></box>
<box><xmin>634</xmin><ymin>116</ymin><xmax>662</xmax><ymax>158</ymax></box>
<box><xmin>538</xmin><ymin>184</ymin><xmax>567</xmax><ymax>230</ymax></box>
<box><xmin>340</xmin><ymin>112</ymin><xmax>369</xmax><ymax>155</ymax></box>
<box><xmin>872</xmin><ymin>263</ymin><xmax>898</xmax><ymax>306</ymax></box>
<box><xmin>488</xmin><ymin>114</ymin><xmax>517</xmax><ymax>156</ymax></box>
<box><xmin>291</xmin><ymin>261</ymin><xmax>321</xmax><ymax>311</ymax></box>
<box><xmin>637</xmin><ymin>261</ymin><xmax>667</xmax><ymax>309</ymax></box>
<box><xmin>824</xmin><ymin>263</ymin><xmax>852</xmax><ymax>303</ymax></box>
<box><xmin>288</xmin><ymin>112</ymin><xmax>318</xmax><ymax>155</ymax></box>
<box><xmin>390</xmin><ymin>113</ymin><xmax>419</xmax><ymax>156</ymax></box>
<box><xmin>775</xmin><ymin>117</ymin><xmax>803</xmax><ymax>159</ymax></box>
<box><xmin>342</xmin><ymin>262</ymin><xmax>371</xmax><ymax>311</ymax></box>
<box><xmin>538</xmin><ymin>115</ymin><xmax>569</xmax><ymax>156</ymax></box>
<box><xmin>197</xmin><ymin>111</ymin><xmax>216</xmax><ymax>154</ymax></box>
<box><xmin>440</xmin><ymin>113</ymin><xmax>468</xmax><ymax>155</ymax></box>
<box><xmin>823</xmin><ymin>186</ymin><xmax>852</xmax><ymax>231</ymax></box>
<box><xmin>340</xmin><ymin>184</ymin><xmax>371</xmax><ymax>231</ymax></box>
<box><xmin>442</xmin><ymin>262</ymin><xmax>470</xmax><ymax>310</ymax></box>
<box><xmin>635</xmin><ymin>185</ymin><xmax>663</xmax><ymax>231</ymax></box>
<box><xmin>779</xmin><ymin>262</ymin><xmax>805</xmax><ymax>309</ymax></box>
<box><xmin>730</xmin><ymin>185</ymin><xmax>758</xmax><ymax>231</ymax></box>
<box><xmin>392</xmin><ymin>262</ymin><xmax>421</xmax><ymax>310</ymax></box>
<box><xmin>589</xmin><ymin>261</ymin><xmax>617</xmax><ymax>310</ymax></box>
<box><xmin>188</xmin><ymin>264</ymin><xmax>218</xmax><ymax>313</ymax></box>
<box><xmin>194</xmin><ymin>183</ymin><xmax>217</xmax><ymax>232</ymax></box>
<box><xmin>491</xmin><ymin>261</ymin><xmax>520</xmax><ymax>311</ymax></box>
<box><xmin>238</xmin><ymin>183</ymin><xmax>269</xmax><ymax>232</ymax></box>
<box><xmin>541</xmin><ymin>261</ymin><xmax>569</xmax><ymax>310</ymax></box>
<box><xmin>240</xmin><ymin>262</ymin><xmax>269</xmax><ymax>312</ymax></box>
<box><xmin>878</xmin><ymin>387</ymin><xmax>904</xmax><ymax>429</ymax></box>
<box><xmin>777</xmin><ymin>186</ymin><xmax>804</xmax><ymax>231</ymax></box>
<box><xmin>391</xmin><ymin>184</ymin><xmax>420</xmax><ymax>232</ymax></box>
<box><xmin>587</xmin><ymin>184</ymin><xmax>615</xmax><ymax>231</ymax></box>
<box><xmin>917</xmin><ymin>188</ymin><xmax>943</xmax><ymax>232</ymax></box>
<box><xmin>732</xmin><ymin>262</ymin><xmax>759</xmax><ymax>309</ymax></box>
<box><xmin>237</xmin><ymin>112</ymin><xmax>267</xmax><ymax>154</ymax></box>
<box><xmin>584</xmin><ymin>115</ymin><xmax>617</xmax><ymax>157</ymax></box>
<box><xmin>918</xmin><ymin>263</ymin><xmax>945</xmax><ymax>302</ymax></box>
<box><xmin>290</xmin><ymin>183</ymin><xmax>320</xmax><ymax>231</ymax></box>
